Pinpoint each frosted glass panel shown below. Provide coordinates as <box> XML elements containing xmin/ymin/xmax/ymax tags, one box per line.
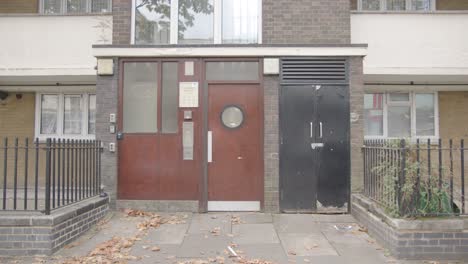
<box><xmin>63</xmin><ymin>95</ymin><xmax>83</xmax><ymax>135</ymax></box>
<box><xmin>206</xmin><ymin>62</ymin><xmax>259</xmax><ymax>81</ymax></box>
<box><xmin>364</xmin><ymin>94</ymin><xmax>384</xmax><ymax>136</ymax></box>
<box><xmin>123</xmin><ymin>62</ymin><xmax>158</xmax><ymax>133</ymax></box>
<box><xmin>388</xmin><ymin>106</ymin><xmax>411</xmax><ymax>137</ymax></box>
<box><xmin>415</xmin><ymin>94</ymin><xmax>435</xmax><ymax>136</ymax></box>
<box><xmin>67</xmin><ymin>0</ymin><xmax>87</xmax><ymax>13</ymax></box>
<box><xmin>88</xmin><ymin>95</ymin><xmax>96</xmax><ymax>135</ymax></box>
<box><xmin>41</xmin><ymin>95</ymin><xmax>59</xmax><ymax>134</ymax></box>
<box><xmin>162</xmin><ymin>62</ymin><xmax>179</xmax><ymax>133</ymax></box>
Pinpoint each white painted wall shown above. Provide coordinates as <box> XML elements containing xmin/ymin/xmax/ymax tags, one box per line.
<box><xmin>0</xmin><ymin>15</ymin><xmax>112</xmax><ymax>77</ymax></box>
<box><xmin>351</xmin><ymin>13</ymin><xmax>468</xmax><ymax>77</ymax></box>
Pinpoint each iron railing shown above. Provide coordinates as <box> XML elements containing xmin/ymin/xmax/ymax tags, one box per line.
<box><xmin>363</xmin><ymin>139</ymin><xmax>466</xmax><ymax>217</ymax></box>
<box><xmin>1</xmin><ymin>138</ymin><xmax>102</xmax><ymax>215</ymax></box>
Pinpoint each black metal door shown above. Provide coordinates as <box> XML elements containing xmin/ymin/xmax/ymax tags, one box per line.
<box><xmin>280</xmin><ymin>85</ymin><xmax>350</xmax><ymax>213</ymax></box>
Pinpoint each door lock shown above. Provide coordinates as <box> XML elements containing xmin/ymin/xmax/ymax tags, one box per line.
<box><xmin>116</xmin><ymin>132</ymin><xmax>124</xmax><ymax>140</ymax></box>
<box><xmin>311</xmin><ymin>143</ymin><xmax>324</xmax><ymax>150</ymax></box>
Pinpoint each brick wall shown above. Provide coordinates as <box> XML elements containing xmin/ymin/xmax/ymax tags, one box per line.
<box><xmin>352</xmin><ymin>194</ymin><xmax>468</xmax><ymax>260</ymax></box>
<box><xmin>0</xmin><ymin>0</ymin><xmax>38</xmax><ymax>13</ymax></box>
<box><xmin>96</xmin><ymin>60</ymin><xmax>119</xmax><ymax>207</ymax></box>
<box><xmin>437</xmin><ymin>0</ymin><xmax>468</xmax><ymax>10</ymax></box>
<box><xmin>439</xmin><ymin>91</ymin><xmax>468</xmax><ymax>139</ymax></box>
<box><xmin>263</xmin><ymin>0</ymin><xmax>351</xmax><ymax>45</ymax></box>
<box><xmin>113</xmin><ymin>0</ymin><xmax>132</xmax><ymax>45</ymax></box>
<box><xmin>263</xmin><ymin>76</ymin><xmax>280</xmax><ymax>213</ymax></box>
<box><xmin>0</xmin><ymin>197</ymin><xmax>108</xmax><ymax>256</ymax></box>
<box><xmin>349</xmin><ymin>57</ymin><xmax>365</xmax><ymax>193</ymax></box>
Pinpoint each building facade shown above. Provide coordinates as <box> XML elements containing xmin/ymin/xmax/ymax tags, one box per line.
<box><xmin>1</xmin><ymin>0</ymin><xmax>466</xmax><ymax>214</ymax></box>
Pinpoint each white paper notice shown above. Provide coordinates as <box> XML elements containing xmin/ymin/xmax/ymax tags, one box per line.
<box><xmin>179</xmin><ymin>82</ymin><xmax>199</xmax><ymax>108</ymax></box>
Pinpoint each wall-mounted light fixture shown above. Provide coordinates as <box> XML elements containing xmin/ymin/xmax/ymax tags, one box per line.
<box><xmin>0</xmin><ymin>91</ymin><xmax>9</xmax><ymax>100</ymax></box>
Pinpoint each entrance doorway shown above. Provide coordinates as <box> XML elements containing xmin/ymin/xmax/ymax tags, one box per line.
<box><xmin>280</xmin><ymin>84</ymin><xmax>350</xmax><ymax>212</ymax></box>
<box><xmin>207</xmin><ymin>83</ymin><xmax>263</xmax><ymax>211</ymax></box>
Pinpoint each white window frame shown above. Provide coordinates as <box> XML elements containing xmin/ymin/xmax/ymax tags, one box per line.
<box><xmin>35</xmin><ymin>93</ymin><xmax>96</xmax><ymax>141</ymax></box>
<box><xmin>39</xmin><ymin>0</ymin><xmax>112</xmax><ymax>14</ymax></box>
<box><xmin>357</xmin><ymin>0</ymin><xmax>436</xmax><ymax>11</ymax></box>
<box><xmin>364</xmin><ymin>92</ymin><xmax>439</xmax><ymax>140</ymax></box>
<box><xmin>130</xmin><ymin>0</ymin><xmax>262</xmax><ymax>45</ymax></box>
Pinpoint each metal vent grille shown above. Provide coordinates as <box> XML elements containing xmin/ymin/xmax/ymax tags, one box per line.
<box><xmin>281</xmin><ymin>58</ymin><xmax>347</xmax><ymax>85</ymax></box>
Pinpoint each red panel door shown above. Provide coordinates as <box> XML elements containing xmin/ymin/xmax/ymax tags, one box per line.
<box><xmin>207</xmin><ymin>84</ymin><xmax>263</xmax><ymax>204</ymax></box>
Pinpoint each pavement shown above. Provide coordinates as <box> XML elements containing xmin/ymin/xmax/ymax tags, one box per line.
<box><xmin>0</xmin><ymin>211</ymin><xmax>463</xmax><ymax>264</ymax></box>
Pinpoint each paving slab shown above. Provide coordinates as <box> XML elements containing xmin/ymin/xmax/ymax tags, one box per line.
<box><xmin>312</xmin><ymin>214</ymin><xmax>356</xmax><ymax>223</ymax></box>
<box><xmin>273</xmin><ymin>214</ymin><xmax>321</xmax><ymax>233</ymax></box>
<box><xmin>129</xmin><ymin>244</ymin><xmax>180</xmax><ymax>264</ymax></box>
<box><xmin>232</xmin><ymin>213</ymin><xmax>273</xmax><ymax>224</ymax></box>
<box><xmin>235</xmin><ymin>243</ymin><xmax>288</xmax><ymax>263</ymax></box>
<box><xmin>232</xmin><ymin>224</ymin><xmax>280</xmax><ymax>244</ymax></box>
<box><xmin>187</xmin><ymin>213</ymin><xmax>232</xmax><ymax>234</ymax></box>
<box><xmin>142</xmin><ymin>222</ymin><xmax>188</xmax><ymax>244</ymax></box>
<box><xmin>177</xmin><ymin>233</ymin><xmax>232</xmax><ymax>258</ymax></box>
<box><xmin>278</xmin><ymin>232</ymin><xmax>338</xmax><ymax>256</ymax></box>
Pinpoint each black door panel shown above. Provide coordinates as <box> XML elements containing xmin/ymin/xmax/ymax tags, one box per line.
<box><xmin>280</xmin><ymin>85</ymin><xmax>350</xmax><ymax>213</ymax></box>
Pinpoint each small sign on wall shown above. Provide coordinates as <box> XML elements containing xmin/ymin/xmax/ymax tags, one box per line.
<box><xmin>179</xmin><ymin>82</ymin><xmax>199</xmax><ymax>108</ymax></box>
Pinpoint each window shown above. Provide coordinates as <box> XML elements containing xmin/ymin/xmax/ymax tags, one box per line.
<box><xmin>364</xmin><ymin>92</ymin><xmax>438</xmax><ymax>139</ymax></box>
<box><xmin>132</xmin><ymin>0</ymin><xmax>261</xmax><ymax>44</ymax></box>
<box><xmin>36</xmin><ymin>93</ymin><xmax>96</xmax><ymax>140</ymax></box>
<box><xmin>358</xmin><ymin>0</ymin><xmax>434</xmax><ymax>11</ymax></box>
<box><xmin>40</xmin><ymin>0</ymin><xmax>111</xmax><ymax>14</ymax></box>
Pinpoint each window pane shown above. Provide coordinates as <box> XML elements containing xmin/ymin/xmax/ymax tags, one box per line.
<box><xmin>88</xmin><ymin>95</ymin><xmax>96</xmax><ymax>135</ymax></box>
<box><xmin>64</xmin><ymin>95</ymin><xmax>83</xmax><ymax>135</ymax></box>
<box><xmin>41</xmin><ymin>95</ymin><xmax>59</xmax><ymax>134</ymax></box>
<box><xmin>206</xmin><ymin>62</ymin><xmax>259</xmax><ymax>81</ymax></box>
<box><xmin>415</xmin><ymin>94</ymin><xmax>435</xmax><ymax>136</ymax></box>
<box><xmin>386</xmin><ymin>0</ymin><xmax>406</xmax><ymax>10</ymax></box>
<box><xmin>43</xmin><ymin>0</ymin><xmax>62</xmax><ymax>14</ymax></box>
<box><xmin>178</xmin><ymin>0</ymin><xmax>214</xmax><ymax>44</ymax></box>
<box><xmin>123</xmin><ymin>62</ymin><xmax>158</xmax><ymax>133</ymax></box>
<box><xmin>388</xmin><ymin>106</ymin><xmax>411</xmax><ymax>137</ymax></box>
<box><xmin>364</xmin><ymin>94</ymin><xmax>384</xmax><ymax>136</ymax></box>
<box><xmin>67</xmin><ymin>0</ymin><xmax>87</xmax><ymax>13</ymax></box>
<box><xmin>92</xmin><ymin>0</ymin><xmax>110</xmax><ymax>13</ymax></box>
<box><xmin>389</xmin><ymin>93</ymin><xmax>410</xmax><ymax>102</ymax></box>
<box><xmin>135</xmin><ymin>0</ymin><xmax>171</xmax><ymax>44</ymax></box>
<box><xmin>411</xmin><ymin>0</ymin><xmax>431</xmax><ymax>10</ymax></box>
<box><xmin>361</xmin><ymin>0</ymin><xmax>380</xmax><ymax>10</ymax></box>
<box><xmin>222</xmin><ymin>0</ymin><xmax>259</xmax><ymax>44</ymax></box>
<box><xmin>162</xmin><ymin>63</ymin><xmax>179</xmax><ymax>133</ymax></box>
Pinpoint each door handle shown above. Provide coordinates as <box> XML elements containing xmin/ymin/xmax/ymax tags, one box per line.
<box><xmin>311</xmin><ymin>143</ymin><xmax>324</xmax><ymax>150</ymax></box>
<box><xmin>319</xmin><ymin>122</ymin><xmax>323</xmax><ymax>138</ymax></box>
<box><xmin>207</xmin><ymin>131</ymin><xmax>212</xmax><ymax>163</ymax></box>
<box><xmin>310</xmin><ymin>122</ymin><xmax>313</xmax><ymax>138</ymax></box>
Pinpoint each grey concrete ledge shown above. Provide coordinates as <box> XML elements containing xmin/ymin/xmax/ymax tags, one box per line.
<box><xmin>116</xmin><ymin>200</ymin><xmax>199</xmax><ymax>212</ymax></box>
<box><xmin>352</xmin><ymin>194</ymin><xmax>468</xmax><ymax>231</ymax></box>
<box><xmin>0</xmin><ymin>196</ymin><xmax>109</xmax><ymax>227</ymax></box>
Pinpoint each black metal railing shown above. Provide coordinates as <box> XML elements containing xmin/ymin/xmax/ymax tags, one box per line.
<box><xmin>1</xmin><ymin>138</ymin><xmax>102</xmax><ymax>215</ymax></box>
<box><xmin>363</xmin><ymin>139</ymin><xmax>466</xmax><ymax>217</ymax></box>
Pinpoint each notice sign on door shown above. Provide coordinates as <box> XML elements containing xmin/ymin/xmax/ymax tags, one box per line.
<box><xmin>179</xmin><ymin>82</ymin><xmax>199</xmax><ymax>108</ymax></box>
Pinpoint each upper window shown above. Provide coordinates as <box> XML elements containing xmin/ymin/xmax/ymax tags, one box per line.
<box><xmin>358</xmin><ymin>0</ymin><xmax>434</xmax><ymax>11</ymax></box>
<box><xmin>133</xmin><ymin>0</ymin><xmax>261</xmax><ymax>45</ymax></box>
<box><xmin>36</xmin><ymin>93</ymin><xmax>96</xmax><ymax>140</ymax></box>
<box><xmin>364</xmin><ymin>92</ymin><xmax>438</xmax><ymax>139</ymax></box>
<box><xmin>40</xmin><ymin>0</ymin><xmax>111</xmax><ymax>14</ymax></box>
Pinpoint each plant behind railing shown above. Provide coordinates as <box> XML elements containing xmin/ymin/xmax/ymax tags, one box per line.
<box><xmin>364</xmin><ymin>139</ymin><xmax>464</xmax><ymax>218</ymax></box>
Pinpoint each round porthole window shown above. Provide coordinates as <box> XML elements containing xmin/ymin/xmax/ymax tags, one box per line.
<box><xmin>221</xmin><ymin>105</ymin><xmax>244</xmax><ymax>129</ymax></box>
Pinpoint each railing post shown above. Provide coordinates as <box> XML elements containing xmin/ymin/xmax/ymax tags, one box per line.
<box><xmin>44</xmin><ymin>138</ymin><xmax>52</xmax><ymax>215</ymax></box>
<box><xmin>398</xmin><ymin>139</ymin><xmax>407</xmax><ymax>216</ymax></box>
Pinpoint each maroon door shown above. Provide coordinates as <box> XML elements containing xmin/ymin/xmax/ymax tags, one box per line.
<box><xmin>207</xmin><ymin>84</ymin><xmax>263</xmax><ymax>210</ymax></box>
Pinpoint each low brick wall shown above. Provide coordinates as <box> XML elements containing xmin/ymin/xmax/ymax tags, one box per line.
<box><xmin>0</xmin><ymin>196</ymin><xmax>109</xmax><ymax>256</ymax></box>
<box><xmin>351</xmin><ymin>194</ymin><xmax>468</xmax><ymax>260</ymax></box>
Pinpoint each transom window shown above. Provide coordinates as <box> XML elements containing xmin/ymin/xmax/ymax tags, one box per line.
<box><xmin>364</xmin><ymin>92</ymin><xmax>438</xmax><ymax>139</ymax></box>
<box><xmin>35</xmin><ymin>93</ymin><xmax>96</xmax><ymax>140</ymax></box>
<box><xmin>132</xmin><ymin>0</ymin><xmax>261</xmax><ymax>45</ymax></box>
<box><xmin>358</xmin><ymin>0</ymin><xmax>435</xmax><ymax>11</ymax></box>
<box><xmin>40</xmin><ymin>0</ymin><xmax>112</xmax><ymax>14</ymax></box>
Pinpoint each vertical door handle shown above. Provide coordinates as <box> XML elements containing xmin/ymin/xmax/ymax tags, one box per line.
<box><xmin>310</xmin><ymin>122</ymin><xmax>313</xmax><ymax>138</ymax></box>
<box><xmin>319</xmin><ymin>122</ymin><xmax>323</xmax><ymax>138</ymax></box>
<box><xmin>207</xmin><ymin>131</ymin><xmax>212</xmax><ymax>163</ymax></box>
